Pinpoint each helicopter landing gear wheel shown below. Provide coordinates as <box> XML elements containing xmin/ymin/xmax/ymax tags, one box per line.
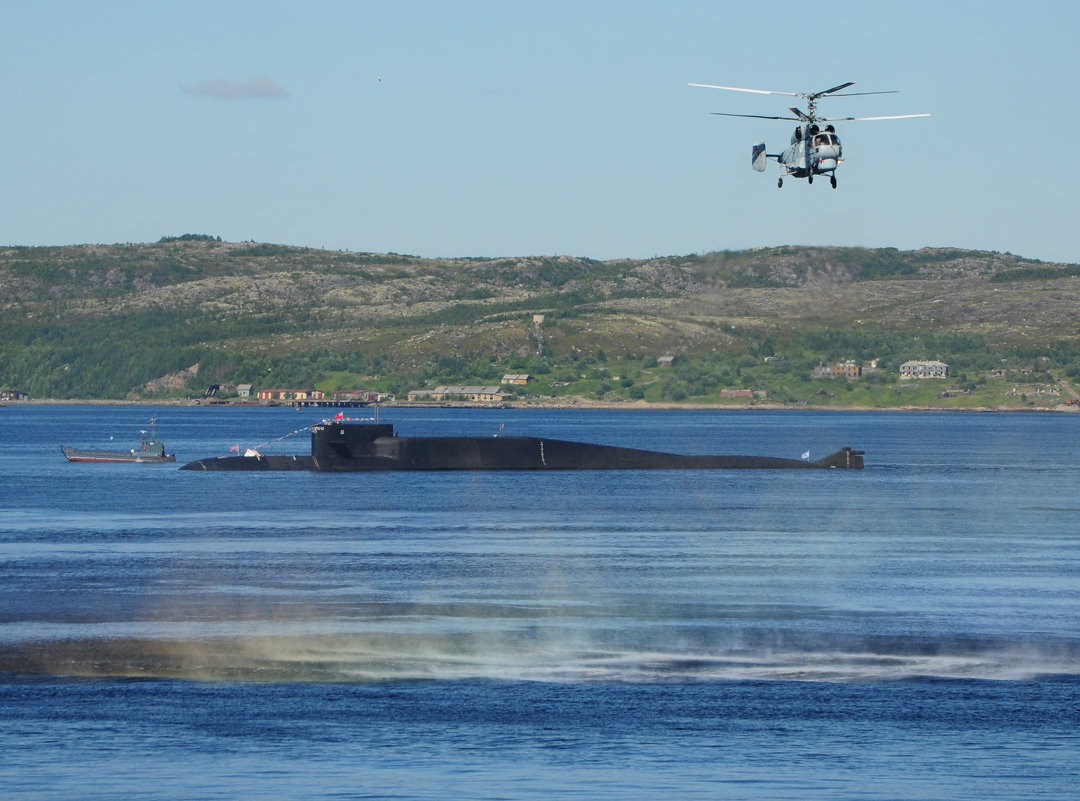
<box><xmin>830</xmin><ymin>176</ymin><xmax>837</xmax><ymax>189</ymax></box>
<box><xmin>808</xmin><ymin>174</ymin><xmax>813</xmax><ymax>185</ymax></box>
<box><xmin>777</xmin><ymin>177</ymin><xmax>783</xmax><ymax>188</ymax></box>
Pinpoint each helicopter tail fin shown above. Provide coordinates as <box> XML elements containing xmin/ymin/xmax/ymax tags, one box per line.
<box><xmin>751</xmin><ymin>142</ymin><xmax>767</xmax><ymax>172</ymax></box>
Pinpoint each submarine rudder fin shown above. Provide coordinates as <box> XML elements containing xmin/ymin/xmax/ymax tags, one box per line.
<box><xmin>812</xmin><ymin>447</ymin><xmax>865</xmax><ymax>469</ymax></box>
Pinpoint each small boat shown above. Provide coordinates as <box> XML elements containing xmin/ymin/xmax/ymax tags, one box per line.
<box><xmin>61</xmin><ymin>419</ymin><xmax>176</xmax><ymax>464</ymax></box>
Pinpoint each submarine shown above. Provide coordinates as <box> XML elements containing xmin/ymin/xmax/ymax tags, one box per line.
<box><xmin>180</xmin><ymin>419</ymin><xmax>864</xmax><ymax>471</ymax></box>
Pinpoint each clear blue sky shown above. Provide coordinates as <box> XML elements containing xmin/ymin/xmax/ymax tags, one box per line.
<box><xmin>2</xmin><ymin>0</ymin><xmax>1076</xmax><ymax>264</ymax></box>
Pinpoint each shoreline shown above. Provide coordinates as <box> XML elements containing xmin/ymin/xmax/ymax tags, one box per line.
<box><xmin>6</xmin><ymin>398</ymin><xmax>1078</xmax><ymax>413</ymax></box>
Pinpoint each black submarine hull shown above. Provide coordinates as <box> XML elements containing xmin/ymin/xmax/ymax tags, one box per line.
<box><xmin>180</xmin><ymin>422</ymin><xmax>864</xmax><ymax>471</ymax></box>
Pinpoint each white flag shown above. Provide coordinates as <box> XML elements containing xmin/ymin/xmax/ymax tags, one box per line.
<box><xmin>801</xmin><ymin>450</ymin><xmax>811</xmax><ymax>461</ymax></box>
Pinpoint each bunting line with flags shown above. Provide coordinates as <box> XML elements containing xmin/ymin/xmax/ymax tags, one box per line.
<box><xmin>224</xmin><ymin>416</ymin><xmax>374</xmax><ymax>457</ymax></box>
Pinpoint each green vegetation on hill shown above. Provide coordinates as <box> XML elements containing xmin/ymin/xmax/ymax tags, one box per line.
<box><xmin>1</xmin><ymin>239</ymin><xmax>1078</xmax><ymax>408</ymax></box>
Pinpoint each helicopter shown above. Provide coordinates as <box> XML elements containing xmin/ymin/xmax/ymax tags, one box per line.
<box><xmin>688</xmin><ymin>81</ymin><xmax>929</xmax><ymax>188</ymax></box>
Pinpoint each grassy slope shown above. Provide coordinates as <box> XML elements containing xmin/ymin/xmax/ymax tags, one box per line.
<box><xmin>2</xmin><ymin>240</ymin><xmax>1078</xmax><ymax>407</ymax></box>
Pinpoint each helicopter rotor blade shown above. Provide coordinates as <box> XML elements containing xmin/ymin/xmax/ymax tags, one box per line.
<box><xmin>828</xmin><ymin>90</ymin><xmax>899</xmax><ymax>97</ymax></box>
<box><xmin>692</xmin><ymin>81</ymin><xmax>928</xmax><ymax>125</ymax></box>
<box><xmin>821</xmin><ymin>113</ymin><xmax>931</xmax><ymax>121</ymax></box>
<box><xmin>710</xmin><ymin>112</ymin><xmax>800</xmax><ymax>121</ymax></box>
<box><xmin>816</xmin><ymin>81</ymin><xmax>856</xmax><ymax>96</ymax></box>
<box><xmin>688</xmin><ymin>82</ymin><xmax>799</xmax><ymax>97</ymax></box>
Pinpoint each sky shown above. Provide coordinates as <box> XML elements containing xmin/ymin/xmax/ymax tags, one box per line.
<box><xmin>2</xmin><ymin>0</ymin><xmax>1077</xmax><ymax>264</ymax></box>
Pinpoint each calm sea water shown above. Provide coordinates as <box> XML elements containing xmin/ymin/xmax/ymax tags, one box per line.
<box><xmin>1</xmin><ymin>405</ymin><xmax>1078</xmax><ymax>799</ymax></box>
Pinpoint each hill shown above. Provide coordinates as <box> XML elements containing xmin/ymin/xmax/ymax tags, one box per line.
<box><xmin>2</xmin><ymin>237</ymin><xmax>1079</xmax><ymax>407</ymax></box>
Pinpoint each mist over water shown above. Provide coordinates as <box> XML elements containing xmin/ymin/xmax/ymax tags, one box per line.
<box><xmin>6</xmin><ymin>632</ymin><xmax>1078</xmax><ymax>684</ymax></box>
<box><xmin>2</xmin><ymin>406</ymin><xmax>1079</xmax><ymax>798</ymax></box>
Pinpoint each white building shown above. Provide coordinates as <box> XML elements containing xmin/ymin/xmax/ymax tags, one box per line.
<box><xmin>899</xmin><ymin>360</ymin><xmax>949</xmax><ymax>379</ymax></box>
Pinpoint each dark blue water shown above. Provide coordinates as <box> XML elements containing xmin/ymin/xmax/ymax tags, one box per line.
<box><xmin>2</xmin><ymin>405</ymin><xmax>1078</xmax><ymax>799</ymax></box>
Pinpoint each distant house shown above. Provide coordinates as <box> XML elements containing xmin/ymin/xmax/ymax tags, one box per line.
<box><xmin>837</xmin><ymin>360</ymin><xmax>862</xmax><ymax>379</ymax></box>
<box><xmin>0</xmin><ymin>389</ymin><xmax>29</xmax><ymax>401</ymax></box>
<box><xmin>407</xmin><ymin>385</ymin><xmax>507</xmax><ymax>403</ymax></box>
<box><xmin>256</xmin><ymin>388</ymin><xmax>326</xmax><ymax>401</ymax></box>
<box><xmin>437</xmin><ymin>385</ymin><xmax>506</xmax><ymax>402</ymax></box>
<box><xmin>501</xmin><ymin>374</ymin><xmax>532</xmax><ymax>386</ymax></box>
<box><xmin>332</xmin><ymin>389</ymin><xmax>380</xmax><ymax>403</ymax></box>
<box><xmin>813</xmin><ymin>360</ymin><xmax>862</xmax><ymax>379</ymax></box>
<box><xmin>657</xmin><ymin>356</ymin><xmax>675</xmax><ymax>368</ymax></box>
<box><xmin>899</xmin><ymin>360</ymin><xmax>949</xmax><ymax>379</ymax></box>
<box><xmin>236</xmin><ymin>384</ymin><xmax>253</xmax><ymax>398</ymax></box>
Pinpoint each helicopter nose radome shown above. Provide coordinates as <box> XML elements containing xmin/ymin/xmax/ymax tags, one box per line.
<box><xmin>814</xmin><ymin>144</ymin><xmax>841</xmax><ymax>160</ymax></box>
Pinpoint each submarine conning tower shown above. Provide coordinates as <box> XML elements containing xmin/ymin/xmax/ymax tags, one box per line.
<box><xmin>311</xmin><ymin>421</ymin><xmax>394</xmax><ymax>466</ymax></box>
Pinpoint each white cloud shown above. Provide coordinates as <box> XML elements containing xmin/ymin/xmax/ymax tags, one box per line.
<box><xmin>183</xmin><ymin>75</ymin><xmax>287</xmax><ymax>99</ymax></box>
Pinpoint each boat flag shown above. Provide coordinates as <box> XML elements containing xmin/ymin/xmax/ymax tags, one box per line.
<box><xmin>801</xmin><ymin>450</ymin><xmax>811</xmax><ymax>461</ymax></box>
<box><xmin>229</xmin><ymin>444</ymin><xmax>239</xmax><ymax>452</ymax></box>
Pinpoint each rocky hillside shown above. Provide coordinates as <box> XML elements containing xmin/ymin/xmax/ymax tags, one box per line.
<box><xmin>1</xmin><ymin>238</ymin><xmax>1078</xmax><ymax>398</ymax></box>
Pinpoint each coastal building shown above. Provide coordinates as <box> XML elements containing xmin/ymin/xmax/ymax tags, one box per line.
<box><xmin>899</xmin><ymin>360</ymin><xmax>949</xmax><ymax>379</ymax></box>
<box><xmin>0</xmin><ymin>389</ymin><xmax>29</xmax><ymax>401</ymax></box>
<box><xmin>813</xmin><ymin>360</ymin><xmax>862</xmax><ymax>379</ymax></box>
<box><xmin>406</xmin><ymin>386</ymin><xmax>507</xmax><ymax>403</ymax></box>
<box><xmin>332</xmin><ymin>389</ymin><xmax>380</xmax><ymax>403</ymax></box>
<box><xmin>436</xmin><ymin>386</ymin><xmax>506</xmax><ymax>402</ymax></box>
<box><xmin>501</xmin><ymin>374</ymin><xmax>532</xmax><ymax>386</ymax></box>
<box><xmin>256</xmin><ymin>388</ymin><xmax>326</xmax><ymax>401</ymax></box>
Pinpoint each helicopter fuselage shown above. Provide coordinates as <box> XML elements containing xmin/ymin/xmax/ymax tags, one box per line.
<box><xmin>777</xmin><ymin>124</ymin><xmax>842</xmax><ymax>180</ymax></box>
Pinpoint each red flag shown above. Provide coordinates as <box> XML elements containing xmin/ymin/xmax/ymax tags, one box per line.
<box><xmin>229</xmin><ymin>444</ymin><xmax>239</xmax><ymax>452</ymax></box>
